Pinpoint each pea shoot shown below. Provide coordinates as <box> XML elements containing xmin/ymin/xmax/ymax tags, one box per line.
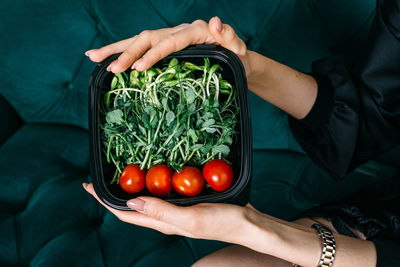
<box><xmin>101</xmin><ymin>58</ymin><xmax>239</xmax><ymax>184</ymax></box>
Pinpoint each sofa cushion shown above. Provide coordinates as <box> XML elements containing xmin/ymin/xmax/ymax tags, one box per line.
<box><xmin>0</xmin><ymin>124</ymin><xmax>227</xmax><ymax>266</ymax></box>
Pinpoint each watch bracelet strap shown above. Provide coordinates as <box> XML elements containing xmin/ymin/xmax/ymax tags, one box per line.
<box><xmin>292</xmin><ymin>223</ymin><xmax>336</xmax><ymax>267</ymax></box>
<box><xmin>312</xmin><ymin>223</ymin><xmax>336</xmax><ymax>267</ymax></box>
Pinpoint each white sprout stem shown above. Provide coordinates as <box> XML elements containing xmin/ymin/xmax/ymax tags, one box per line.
<box><xmin>212</xmin><ymin>74</ymin><xmax>220</xmax><ymax>100</ymax></box>
<box><xmin>185</xmin><ymin>78</ymin><xmax>206</xmax><ymax>102</ymax></box>
<box><xmin>108</xmin><ymin>88</ymin><xmax>143</xmax><ymax>95</ymax></box>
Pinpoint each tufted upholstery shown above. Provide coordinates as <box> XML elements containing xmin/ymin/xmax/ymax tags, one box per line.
<box><xmin>1</xmin><ymin>0</ymin><xmax>397</xmax><ymax>266</ymax></box>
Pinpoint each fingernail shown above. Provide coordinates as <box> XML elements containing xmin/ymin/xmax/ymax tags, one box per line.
<box><xmin>82</xmin><ymin>182</ymin><xmax>88</xmax><ymax>190</ymax></box>
<box><xmin>85</xmin><ymin>50</ymin><xmax>93</xmax><ymax>57</ymax></box>
<box><xmin>107</xmin><ymin>62</ymin><xmax>115</xmax><ymax>72</ymax></box>
<box><xmin>127</xmin><ymin>198</ymin><xmax>145</xmax><ymax>212</ymax></box>
<box><xmin>132</xmin><ymin>58</ymin><xmax>144</xmax><ymax>70</ymax></box>
<box><xmin>214</xmin><ymin>17</ymin><xmax>222</xmax><ymax>32</ymax></box>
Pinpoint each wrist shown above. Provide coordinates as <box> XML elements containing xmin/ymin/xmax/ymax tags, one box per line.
<box><xmin>241</xmin><ymin>50</ymin><xmax>258</xmax><ymax>81</ymax></box>
<box><xmin>239</xmin><ymin>208</ymin><xmax>322</xmax><ymax>266</ymax></box>
<box><xmin>236</xmin><ymin>49</ymin><xmax>255</xmax><ymax>81</ymax></box>
<box><xmin>235</xmin><ymin>207</ymin><xmax>279</xmax><ymax>254</ymax></box>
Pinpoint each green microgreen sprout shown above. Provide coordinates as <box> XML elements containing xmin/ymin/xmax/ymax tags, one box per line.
<box><xmin>101</xmin><ymin>58</ymin><xmax>239</xmax><ymax>184</ymax></box>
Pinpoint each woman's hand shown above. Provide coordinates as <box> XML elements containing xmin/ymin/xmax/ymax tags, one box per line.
<box><xmin>83</xmin><ymin>182</ymin><xmax>377</xmax><ymax>267</ymax></box>
<box><xmin>85</xmin><ymin>16</ymin><xmax>317</xmax><ymax>119</ymax></box>
<box><xmin>85</xmin><ymin>17</ymin><xmax>251</xmax><ymax>76</ymax></box>
<box><xmin>82</xmin><ymin>183</ymin><xmax>254</xmax><ymax>245</ymax></box>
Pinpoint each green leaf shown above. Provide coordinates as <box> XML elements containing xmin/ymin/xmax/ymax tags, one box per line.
<box><xmin>211</xmin><ymin>99</ymin><xmax>219</xmax><ymax>108</ymax></box>
<box><xmin>138</xmin><ymin>124</ymin><xmax>147</xmax><ymax>136</ymax></box>
<box><xmin>209</xmin><ymin>64</ymin><xmax>220</xmax><ymax>74</ymax></box>
<box><xmin>144</xmin><ymin>105</ymin><xmax>155</xmax><ymax>115</ymax></box>
<box><xmin>111</xmin><ymin>76</ymin><xmax>118</xmax><ymax>90</ymax></box>
<box><xmin>144</xmin><ymin>105</ymin><xmax>157</xmax><ymax>124</ymax></box>
<box><xmin>202</xmin><ymin>112</ymin><xmax>213</xmax><ymax>120</ymax></box>
<box><xmin>159</xmin><ymin>69</ymin><xmax>175</xmax><ymax>81</ymax></box>
<box><xmin>200</xmin><ymin>145</ymin><xmax>211</xmax><ymax>155</ymax></box>
<box><xmin>191</xmin><ymin>144</ymin><xmax>203</xmax><ymax>150</ymax></box>
<box><xmin>168</xmin><ymin>58</ymin><xmax>179</xmax><ymax>69</ymax></box>
<box><xmin>205</xmin><ymin>128</ymin><xmax>217</xmax><ymax>133</ymax></box>
<box><xmin>179</xmin><ymin>113</ymin><xmax>189</xmax><ymax>124</ymax></box>
<box><xmin>183</xmin><ymin>62</ymin><xmax>203</xmax><ymax>71</ymax></box>
<box><xmin>115</xmin><ymin>73</ymin><xmax>126</xmax><ymax>88</ymax></box>
<box><xmin>212</xmin><ymin>144</ymin><xmax>230</xmax><ymax>155</ymax></box>
<box><xmin>150</xmin><ymin>115</ymin><xmax>159</xmax><ymax>129</ymax></box>
<box><xmin>106</xmin><ymin>109</ymin><xmax>124</xmax><ymax>125</ymax></box>
<box><xmin>196</xmin><ymin>119</ymin><xmax>204</xmax><ymax>128</ymax></box>
<box><xmin>176</xmin><ymin>70</ymin><xmax>191</xmax><ymax>79</ymax></box>
<box><xmin>166</xmin><ymin>111</ymin><xmax>175</xmax><ymax>126</ymax></box>
<box><xmin>174</xmin><ymin>125</ymin><xmax>185</xmax><ymax>138</ymax></box>
<box><xmin>188</xmin><ymin>103</ymin><xmax>196</xmax><ymax>113</ymax></box>
<box><xmin>185</xmin><ymin>88</ymin><xmax>196</xmax><ymax>103</ymax></box>
<box><xmin>202</xmin><ymin>119</ymin><xmax>215</xmax><ymax>128</ymax></box>
<box><xmin>161</xmin><ymin>98</ymin><xmax>169</xmax><ymax>111</ymax></box>
<box><xmin>223</xmin><ymin>136</ymin><xmax>233</xmax><ymax>146</ymax></box>
<box><xmin>187</xmin><ymin>129</ymin><xmax>198</xmax><ymax>143</ymax></box>
<box><xmin>220</xmin><ymin>80</ymin><xmax>232</xmax><ymax>89</ymax></box>
<box><xmin>146</xmin><ymin>68</ymin><xmax>158</xmax><ymax>81</ymax></box>
<box><xmin>168</xmin><ymin>120</ymin><xmax>177</xmax><ymax>134</ymax></box>
<box><xmin>203</xmin><ymin>58</ymin><xmax>210</xmax><ymax>71</ymax></box>
<box><xmin>141</xmin><ymin>112</ymin><xmax>150</xmax><ymax>128</ymax></box>
<box><xmin>163</xmin><ymin>80</ymin><xmax>178</xmax><ymax>87</ymax></box>
<box><xmin>203</xmin><ymin>99</ymin><xmax>211</xmax><ymax>108</ymax></box>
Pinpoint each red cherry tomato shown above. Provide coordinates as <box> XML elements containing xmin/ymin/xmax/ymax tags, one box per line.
<box><xmin>203</xmin><ymin>159</ymin><xmax>234</xmax><ymax>191</ymax></box>
<box><xmin>172</xmin><ymin>166</ymin><xmax>204</xmax><ymax>196</ymax></box>
<box><xmin>119</xmin><ymin>164</ymin><xmax>146</xmax><ymax>193</ymax></box>
<box><xmin>146</xmin><ymin>164</ymin><xmax>172</xmax><ymax>196</ymax></box>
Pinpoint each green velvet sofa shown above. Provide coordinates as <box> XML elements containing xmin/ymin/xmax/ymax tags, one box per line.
<box><xmin>1</xmin><ymin>0</ymin><xmax>397</xmax><ymax>266</ymax></box>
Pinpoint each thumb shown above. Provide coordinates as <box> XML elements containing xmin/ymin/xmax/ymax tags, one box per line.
<box><xmin>208</xmin><ymin>16</ymin><xmax>247</xmax><ymax>57</ymax></box>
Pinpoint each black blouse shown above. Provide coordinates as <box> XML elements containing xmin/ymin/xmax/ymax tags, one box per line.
<box><xmin>288</xmin><ymin>0</ymin><xmax>400</xmax><ymax>265</ymax></box>
<box><xmin>289</xmin><ymin>0</ymin><xmax>400</xmax><ymax>180</ymax></box>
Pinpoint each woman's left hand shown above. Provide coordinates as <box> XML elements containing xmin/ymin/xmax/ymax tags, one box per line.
<box><xmin>82</xmin><ymin>183</ymin><xmax>254</xmax><ymax>245</ymax></box>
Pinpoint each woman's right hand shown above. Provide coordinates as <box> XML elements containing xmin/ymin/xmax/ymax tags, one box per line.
<box><xmin>85</xmin><ymin>16</ymin><xmax>251</xmax><ymax>76</ymax></box>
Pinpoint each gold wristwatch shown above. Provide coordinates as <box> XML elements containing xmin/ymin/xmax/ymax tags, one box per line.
<box><xmin>292</xmin><ymin>223</ymin><xmax>336</xmax><ymax>267</ymax></box>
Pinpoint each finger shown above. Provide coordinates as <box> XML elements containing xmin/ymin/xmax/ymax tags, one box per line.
<box><xmin>86</xmin><ymin>36</ymin><xmax>138</xmax><ymax>63</ymax></box>
<box><xmin>108</xmin><ymin>31</ymin><xmax>155</xmax><ymax>73</ymax></box>
<box><xmin>127</xmin><ymin>196</ymin><xmax>196</xmax><ymax>229</ymax></box>
<box><xmin>132</xmin><ymin>21</ymin><xmax>213</xmax><ymax>71</ymax></box>
<box><xmin>208</xmin><ymin>16</ymin><xmax>247</xmax><ymax>57</ymax></box>
<box><xmin>110</xmin><ymin>23</ymin><xmax>191</xmax><ymax>73</ymax></box>
<box><xmin>82</xmin><ymin>183</ymin><xmax>194</xmax><ymax>236</ymax></box>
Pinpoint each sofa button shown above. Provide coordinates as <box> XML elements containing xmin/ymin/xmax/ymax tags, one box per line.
<box><xmin>67</xmin><ymin>82</ymin><xmax>74</xmax><ymax>90</ymax></box>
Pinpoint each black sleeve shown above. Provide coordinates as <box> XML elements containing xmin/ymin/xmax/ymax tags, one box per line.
<box><xmin>372</xmin><ymin>239</ymin><xmax>400</xmax><ymax>267</ymax></box>
<box><xmin>288</xmin><ymin>0</ymin><xmax>400</xmax><ymax>179</ymax></box>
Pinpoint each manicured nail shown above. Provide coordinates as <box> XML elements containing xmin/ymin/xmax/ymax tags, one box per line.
<box><xmin>85</xmin><ymin>50</ymin><xmax>94</xmax><ymax>56</ymax></box>
<box><xmin>214</xmin><ymin>17</ymin><xmax>222</xmax><ymax>32</ymax></box>
<box><xmin>82</xmin><ymin>182</ymin><xmax>88</xmax><ymax>190</ymax></box>
<box><xmin>127</xmin><ymin>198</ymin><xmax>145</xmax><ymax>212</ymax></box>
<box><xmin>107</xmin><ymin>62</ymin><xmax>115</xmax><ymax>72</ymax></box>
<box><xmin>132</xmin><ymin>58</ymin><xmax>144</xmax><ymax>70</ymax></box>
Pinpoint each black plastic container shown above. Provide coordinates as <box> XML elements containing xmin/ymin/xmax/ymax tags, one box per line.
<box><xmin>89</xmin><ymin>44</ymin><xmax>252</xmax><ymax>210</ymax></box>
